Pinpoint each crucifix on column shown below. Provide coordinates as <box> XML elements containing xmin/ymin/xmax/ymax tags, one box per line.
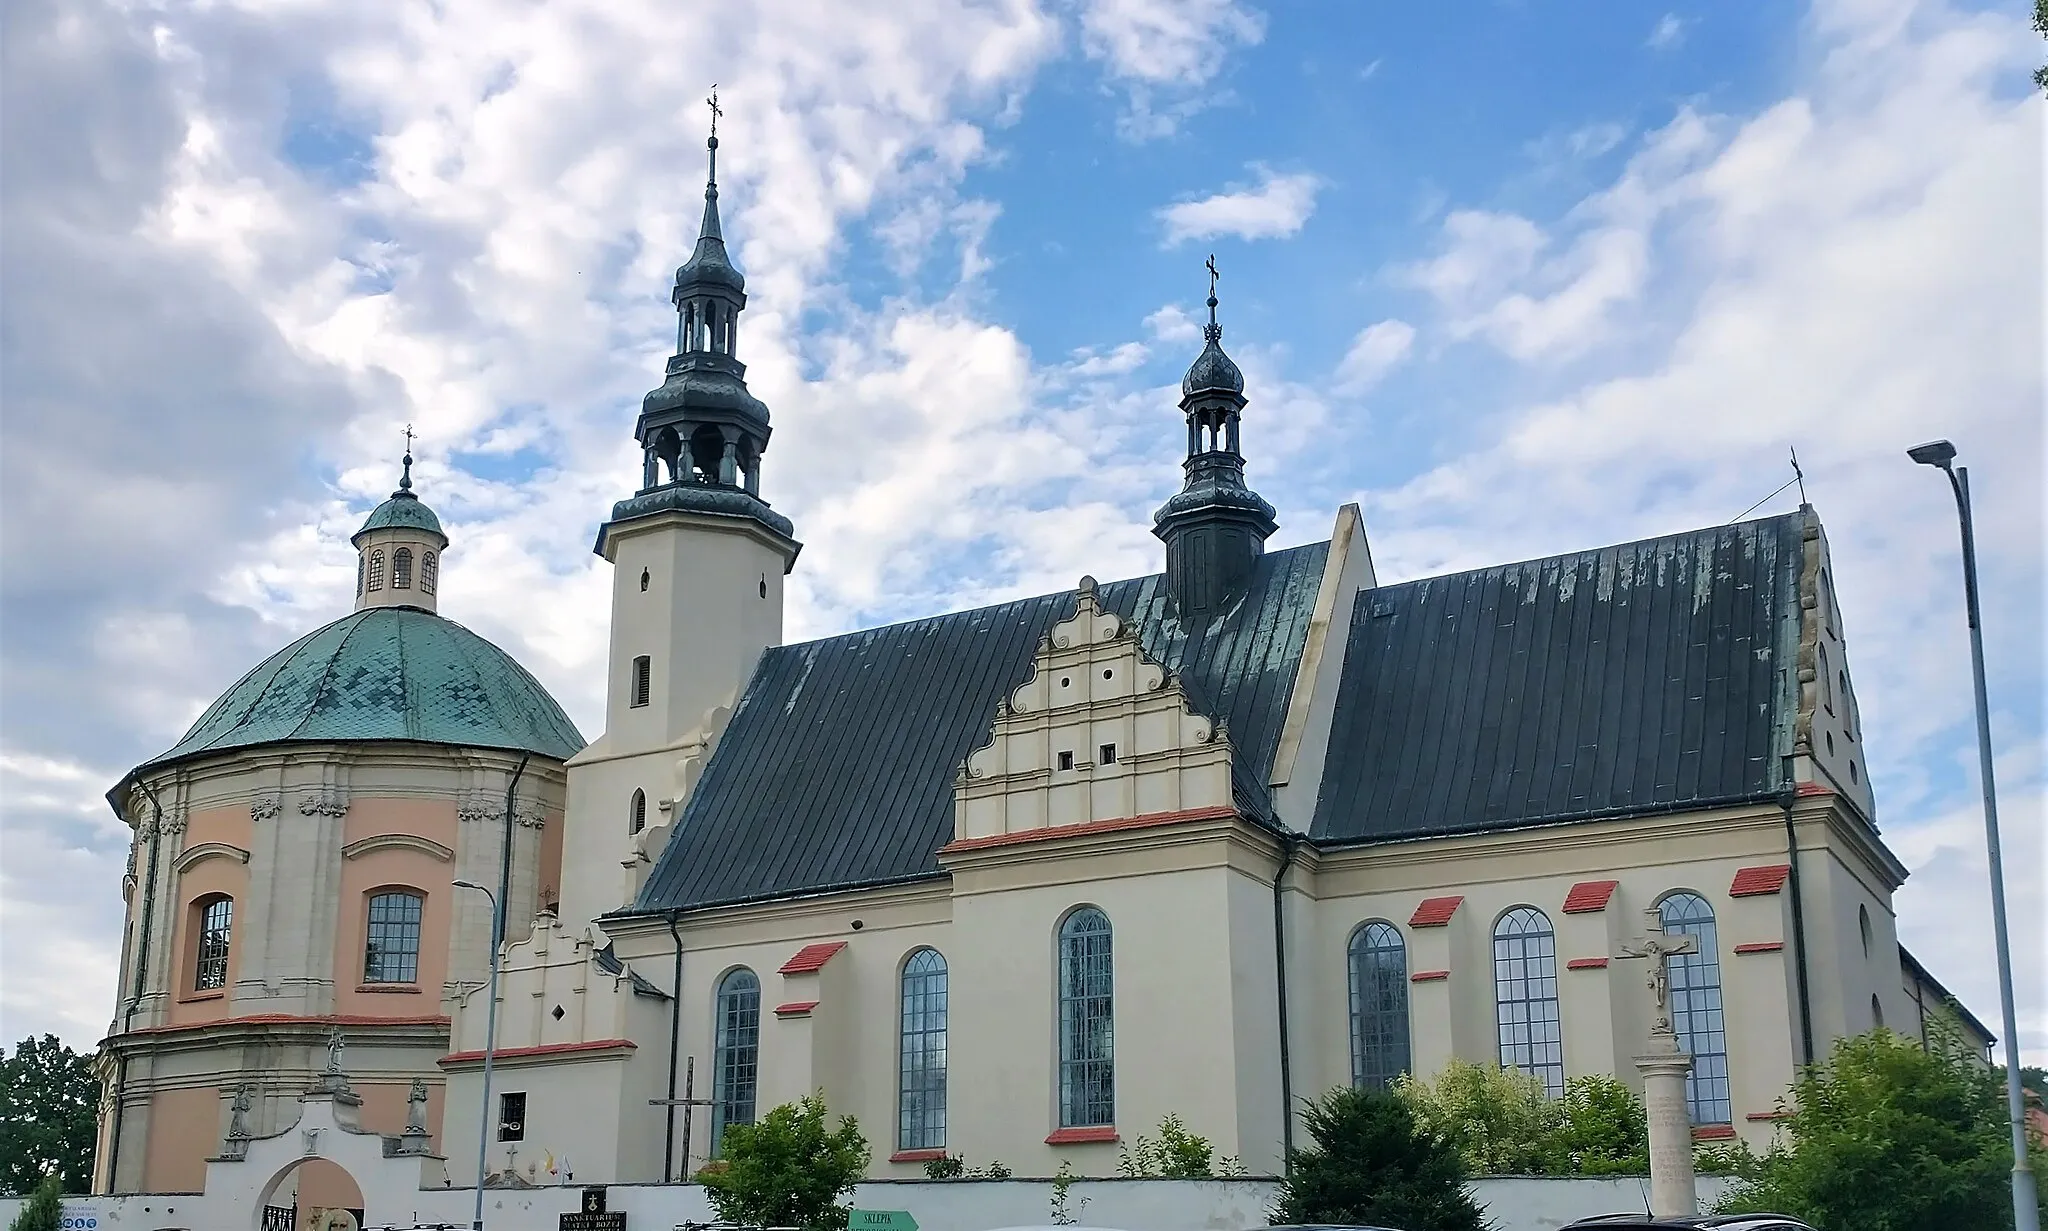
<box><xmin>1619</xmin><ymin>904</ymin><xmax>1702</xmax><ymax>1218</ymax></box>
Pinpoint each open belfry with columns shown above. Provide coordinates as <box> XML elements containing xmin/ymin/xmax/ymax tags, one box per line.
<box><xmin>94</xmin><ymin>115</ymin><xmax>1993</xmax><ymax>1219</ymax></box>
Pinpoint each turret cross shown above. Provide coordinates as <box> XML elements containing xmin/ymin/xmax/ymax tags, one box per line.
<box><xmin>707</xmin><ymin>86</ymin><xmax>722</xmax><ymax>139</ymax></box>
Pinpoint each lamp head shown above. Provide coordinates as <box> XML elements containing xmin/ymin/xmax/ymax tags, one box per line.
<box><xmin>452</xmin><ymin>878</ymin><xmax>486</xmax><ymax>892</ymax></box>
<box><xmin>1907</xmin><ymin>439</ymin><xmax>1957</xmax><ymax>468</ymax></box>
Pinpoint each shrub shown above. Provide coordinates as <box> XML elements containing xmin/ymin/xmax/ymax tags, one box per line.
<box><xmin>1396</xmin><ymin>1061</ymin><xmax>1553</xmax><ymax>1174</ymax></box>
<box><xmin>1118</xmin><ymin>1113</ymin><xmax>1219</xmax><ymax>1178</ymax></box>
<box><xmin>1716</xmin><ymin>1027</ymin><xmax>2045</xmax><ymax>1231</ymax></box>
<box><xmin>1272</xmin><ymin>1085</ymin><xmax>1489</xmax><ymax>1231</ymax></box>
<box><xmin>697</xmin><ymin>1093</ymin><xmax>869</xmax><ymax>1231</ymax></box>
<box><xmin>1542</xmin><ymin>1075</ymin><xmax>1649</xmax><ymax>1175</ymax></box>
<box><xmin>1049</xmin><ymin>1159</ymin><xmax>1089</xmax><ymax>1225</ymax></box>
<box><xmin>8</xmin><ymin>1176</ymin><xmax>62</xmax><ymax>1231</ymax></box>
<box><xmin>921</xmin><ymin>1154</ymin><xmax>965</xmax><ymax>1180</ymax></box>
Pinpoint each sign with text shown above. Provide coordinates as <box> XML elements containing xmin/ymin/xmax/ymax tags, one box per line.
<box><xmin>848</xmin><ymin>1211</ymin><xmax>918</xmax><ymax>1231</ymax></box>
<box><xmin>559</xmin><ymin>1213</ymin><xmax>625</xmax><ymax>1231</ymax></box>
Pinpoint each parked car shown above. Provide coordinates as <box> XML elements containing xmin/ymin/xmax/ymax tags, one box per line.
<box><xmin>1562</xmin><ymin>1213</ymin><xmax>1817</xmax><ymax>1231</ymax></box>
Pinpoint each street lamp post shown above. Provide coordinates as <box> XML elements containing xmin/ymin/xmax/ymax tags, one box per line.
<box><xmin>1908</xmin><ymin>438</ymin><xmax>2039</xmax><ymax>1231</ymax></box>
<box><xmin>453</xmin><ymin>878</ymin><xmax>503</xmax><ymax>1231</ymax></box>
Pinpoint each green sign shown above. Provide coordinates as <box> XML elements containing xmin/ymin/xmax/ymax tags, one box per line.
<box><xmin>849</xmin><ymin>1210</ymin><xmax>918</xmax><ymax>1231</ymax></box>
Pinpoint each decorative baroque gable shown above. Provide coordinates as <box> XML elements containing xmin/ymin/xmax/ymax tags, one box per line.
<box><xmin>954</xmin><ymin>576</ymin><xmax>1234</xmax><ymax>844</ymax></box>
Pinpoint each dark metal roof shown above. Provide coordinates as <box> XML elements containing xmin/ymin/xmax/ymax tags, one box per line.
<box><xmin>1310</xmin><ymin>514</ymin><xmax>1803</xmax><ymax>845</ymax></box>
<box><xmin>627</xmin><ymin>541</ymin><xmax>1329</xmax><ymax>915</ymax></box>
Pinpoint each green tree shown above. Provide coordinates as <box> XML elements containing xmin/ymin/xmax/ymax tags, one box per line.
<box><xmin>1541</xmin><ymin>1075</ymin><xmax>1648</xmax><ymax>1176</ymax></box>
<box><xmin>0</xmin><ymin>1036</ymin><xmax>97</xmax><ymax>1195</ymax></box>
<box><xmin>7</xmin><ymin>1176</ymin><xmax>63</xmax><ymax>1231</ymax></box>
<box><xmin>697</xmin><ymin>1093</ymin><xmax>868</xmax><ymax>1231</ymax></box>
<box><xmin>2035</xmin><ymin>0</ymin><xmax>2047</xmax><ymax>94</ymax></box>
<box><xmin>1395</xmin><ymin>1061</ymin><xmax>1552</xmax><ymax>1174</ymax></box>
<box><xmin>1717</xmin><ymin>1027</ymin><xmax>2044</xmax><ymax>1230</ymax></box>
<box><xmin>1272</xmin><ymin>1086</ymin><xmax>1490</xmax><ymax>1231</ymax></box>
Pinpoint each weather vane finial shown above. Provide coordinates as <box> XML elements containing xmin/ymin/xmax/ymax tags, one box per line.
<box><xmin>399</xmin><ymin>424</ymin><xmax>415</xmax><ymax>492</ymax></box>
<box><xmin>707</xmin><ymin>86</ymin><xmax>722</xmax><ymax>140</ymax></box>
<box><xmin>1204</xmin><ymin>254</ymin><xmax>1221</xmax><ymax>336</ymax></box>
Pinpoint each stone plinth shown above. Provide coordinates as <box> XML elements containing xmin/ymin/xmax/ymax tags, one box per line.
<box><xmin>1635</xmin><ymin>1034</ymin><xmax>1697</xmax><ymax>1218</ymax></box>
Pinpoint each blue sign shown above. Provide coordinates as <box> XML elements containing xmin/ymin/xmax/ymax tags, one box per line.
<box><xmin>59</xmin><ymin>1210</ymin><xmax>100</xmax><ymax>1231</ymax></box>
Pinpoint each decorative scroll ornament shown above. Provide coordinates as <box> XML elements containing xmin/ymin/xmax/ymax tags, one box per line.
<box><xmin>298</xmin><ymin>790</ymin><xmax>348</xmax><ymax>817</ymax></box>
<box><xmin>514</xmin><ymin>808</ymin><xmax>547</xmax><ymax>830</ymax></box>
<box><xmin>158</xmin><ymin>812</ymin><xmax>189</xmax><ymax>835</ymax></box>
<box><xmin>250</xmin><ymin>795</ymin><xmax>282</xmax><ymax>822</ymax></box>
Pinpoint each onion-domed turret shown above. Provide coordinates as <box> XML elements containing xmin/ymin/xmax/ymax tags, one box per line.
<box><xmin>1153</xmin><ymin>257</ymin><xmax>1276</xmax><ymax>617</ymax></box>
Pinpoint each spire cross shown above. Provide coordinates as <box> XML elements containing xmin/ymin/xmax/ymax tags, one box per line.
<box><xmin>399</xmin><ymin>424</ymin><xmax>415</xmax><ymax>492</ymax></box>
<box><xmin>707</xmin><ymin>86</ymin><xmax>722</xmax><ymax>140</ymax></box>
<box><xmin>1205</xmin><ymin>254</ymin><xmax>1220</xmax><ymax>319</ymax></box>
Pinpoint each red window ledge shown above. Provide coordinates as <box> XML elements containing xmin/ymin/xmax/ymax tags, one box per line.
<box><xmin>1409</xmin><ymin>970</ymin><xmax>1450</xmax><ymax>983</ymax></box>
<box><xmin>1730</xmin><ymin>864</ymin><xmax>1792</xmax><ymax>897</ymax></box>
<box><xmin>1409</xmin><ymin>896</ymin><xmax>1464</xmax><ymax>928</ymax></box>
<box><xmin>1692</xmin><ymin>1124</ymin><xmax>1738</xmax><ymax>1141</ymax></box>
<box><xmin>1746</xmin><ymin>1111</ymin><xmax>1793</xmax><ymax>1122</ymax></box>
<box><xmin>1733</xmin><ymin>942</ymin><xmax>1784</xmax><ymax>955</ymax></box>
<box><xmin>1565</xmin><ymin>957</ymin><xmax>1609</xmax><ymax>971</ymax></box>
<box><xmin>178</xmin><ymin>990</ymin><xmax>226</xmax><ymax>1004</ymax></box>
<box><xmin>890</xmin><ymin>1149</ymin><xmax>948</xmax><ymax>1163</ymax></box>
<box><xmin>355</xmin><ymin>983</ymin><xmax>422</xmax><ymax>994</ymax></box>
<box><xmin>774</xmin><ymin>1001</ymin><xmax>819</xmax><ymax>1018</ymax></box>
<box><xmin>1045</xmin><ymin>1126</ymin><xmax>1118</xmax><ymax>1145</ymax></box>
<box><xmin>1562</xmin><ymin>879</ymin><xmax>1620</xmax><ymax>914</ymax></box>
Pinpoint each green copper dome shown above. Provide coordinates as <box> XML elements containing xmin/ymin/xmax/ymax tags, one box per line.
<box><xmin>128</xmin><ymin>607</ymin><xmax>584</xmax><ymax>779</ymax></box>
<box><xmin>355</xmin><ymin>490</ymin><xmax>444</xmax><ymax>541</ymax></box>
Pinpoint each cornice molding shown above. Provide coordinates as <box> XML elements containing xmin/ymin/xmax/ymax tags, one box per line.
<box><xmin>341</xmin><ymin>833</ymin><xmax>455</xmax><ymax>863</ymax></box>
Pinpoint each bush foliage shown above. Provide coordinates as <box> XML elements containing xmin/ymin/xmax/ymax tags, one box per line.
<box><xmin>1272</xmin><ymin>1085</ymin><xmax>1489</xmax><ymax>1231</ymax></box>
<box><xmin>7</xmin><ymin>1177</ymin><xmax>62</xmax><ymax>1231</ymax></box>
<box><xmin>1716</xmin><ymin>1028</ymin><xmax>2046</xmax><ymax>1231</ymax></box>
<box><xmin>1395</xmin><ymin>1062</ymin><xmax>1650</xmax><ymax>1175</ymax></box>
<box><xmin>696</xmin><ymin>1093</ymin><xmax>868</xmax><ymax>1231</ymax></box>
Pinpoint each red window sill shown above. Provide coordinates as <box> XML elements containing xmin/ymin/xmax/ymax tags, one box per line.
<box><xmin>1045</xmin><ymin>1126</ymin><xmax>1117</xmax><ymax>1145</ymax></box>
<box><xmin>889</xmin><ymin>1149</ymin><xmax>948</xmax><ymax>1163</ymax></box>
<box><xmin>1693</xmin><ymin>1124</ymin><xmax>1738</xmax><ymax>1141</ymax></box>
<box><xmin>1565</xmin><ymin>957</ymin><xmax>1609</xmax><ymax>970</ymax></box>
<box><xmin>1746</xmin><ymin>1111</ymin><xmax>1793</xmax><ymax>1122</ymax></box>
<box><xmin>1733</xmin><ymin>942</ymin><xmax>1785</xmax><ymax>954</ymax></box>
<box><xmin>356</xmin><ymin>983</ymin><xmax>422</xmax><ymax>994</ymax></box>
<box><xmin>1409</xmin><ymin>970</ymin><xmax>1450</xmax><ymax>983</ymax></box>
<box><xmin>179</xmin><ymin>990</ymin><xmax>226</xmax><ymax>1004</ymax></box>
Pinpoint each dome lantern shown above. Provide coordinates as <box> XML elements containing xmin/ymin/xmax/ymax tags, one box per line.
<box><xmin>353</xmin><ymin>437</ymin><xmax>450</xmax><ymax>614</ymax></box>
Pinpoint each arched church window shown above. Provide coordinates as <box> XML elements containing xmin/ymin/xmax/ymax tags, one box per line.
<box><xmin>631</xmin><ymin>656</ymin><xmax>652</xmax><ymax>708</ymax></box>
<box><xmin>630</xmin><ymin>789</ymin><xmax>647</xmax><ymax>836</ymax></box>
<box><xmin>711</xmin><ymin>967</ymin><xmax>760</xmax><ymax>1154</ymax></box>
<box><xmin>356</xmin><ymin>555</ymin><xmax>365</xmax><ymax>596</ymax></box>
<box><xmin>421</xmin><ymin>552</ymin><xmax>438</xmax><ymax>594</ymax></box>
<box><xmin>1493</xmin><ymin>906</ymin><xmax>1562</xmax><ymax>1097</ymax></box>
<box><xmin>194</xmin><ymin>895</ymin><xmax>233</xmax><ymax>991</ymax></box>
<box><xmin>1056</xmin><ymin>906</ymin><xmax>1114</xmax><ymax>1128</ymax></box>
<box><xmin>393</xmin><ymin>547</ymin><xmax>413</xmax><ymax>589</ymax></box>
<box><xmin>1818</xmin><ymin>642</ymin><xmax>1833</xmax><ymax>713</ymax></box>
<box><xmin>364</xmin><ymin>890</ymin><xmax>424</xmax><ymax>984</ymax></box>
<box><xmin>367</xmin><ymin>551</ymin><xmax>385</xmax><ymax>590</ymax></box>
<box><xmin>1348</xmin><ymin>921</ymin><xmax>1410</xmax><ymax>1092</ymax></box>
<box><xmin>1858</xmin><ymin>903</ymin><xmax>1872</xmax><ymax>957</ymax></box>
<box><xmin>1659</xmin><ymin>892</ymin><xmax>1731</xmax><ymax>1125</ymax></box>
<box><xmin>898</xmin><ymin>948</ymin><xmax>948</xmax><ymax>1151</ymax></box>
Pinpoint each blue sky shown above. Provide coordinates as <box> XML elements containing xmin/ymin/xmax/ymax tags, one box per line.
<box><xmin>2</xmin><ymin>0</ymin><xmax>2040</xmax><ymax>1066</ymax></box>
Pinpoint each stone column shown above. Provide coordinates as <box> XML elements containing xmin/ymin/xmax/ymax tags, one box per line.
<box><xmin>1635</xmin><ymin>1033</ymin><xmax>1697</xmax><ymax>1218</ymax></box>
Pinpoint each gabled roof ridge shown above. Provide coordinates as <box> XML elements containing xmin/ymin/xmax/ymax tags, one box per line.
<box><xmin>1368</xmin><ymin>510</ymin><xmax>1806</xmax><ymax>593</ymax></box>
<box><xmin>774</xmin><ymin>540</ymin><xmax>1333</xmax><ymax>655</ymax></box>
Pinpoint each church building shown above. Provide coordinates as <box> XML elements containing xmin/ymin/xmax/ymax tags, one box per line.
<box><xmin>95</xmin><ymin>123</ymin><xmax>1984</xmax><ymax>1210</ymax></box>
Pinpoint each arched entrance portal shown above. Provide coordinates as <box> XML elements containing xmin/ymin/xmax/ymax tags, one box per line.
<box><xmin>257</xmin><ymin>1157</ymin><xmax>366</xmax><ymax>1231</ymax></box>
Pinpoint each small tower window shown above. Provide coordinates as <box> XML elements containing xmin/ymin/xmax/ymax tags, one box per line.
<box><xmin>420</xmin><ymin>552</ymin><xmax>438</xmax><ymax>594</ymax></box>
<box><xmin>631</xmin><ymin>656</ymin><xmax>652</xmax><ymax>708</ymax></box>
<box><xmin>641</xmin><ymin>567</ymin><xmax>651</xmax><ymax>593</ymax></box>
<box><xmin>367</xmin><ymin>551</ymin><xmax>385</xmax><ymax>590</ymax></box>
<box><xmin>393</xmin><ymin>547</ymin><xmax>413</xmax><ymax>589</ymax></box>
<box><xmin>1057</xmin><ymin>751</ymin><xmax>1075</xmax><ymax>771</ymax></box>
<box><xmin>1099</xmin><ymin>743</ymin><xmax>1117</xmax><ymax>765</ymax></box>
<box><xmin>356</xmin><ymin>555</ymin><xmax>365</xmax><ymax>597</ymax></box>
<box><xmin>194</xmin><ymin>896</ymin><xmax>233</xmax><ymax>991</ymax></box>
<box><xmin>631</xmin><ymin>789</ymin><xmax>647</xmax><ymax>835</ymax></box>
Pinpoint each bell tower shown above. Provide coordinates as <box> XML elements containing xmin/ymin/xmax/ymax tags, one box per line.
<box><xmin>1153</xmin><ymin>257</ymin><xmax>1277</xmax><ymax>617</ymax></box>
<box><xmin>561</xmin><ymin>93</ymin><xmax>802</xmax><ymax>926</ymax></box>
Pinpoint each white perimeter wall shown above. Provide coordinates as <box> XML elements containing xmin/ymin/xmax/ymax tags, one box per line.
<box><xmin>2</xmin><ymin>1174</ymin><xmax>1740</xmax><ymax>1231</ymax></box>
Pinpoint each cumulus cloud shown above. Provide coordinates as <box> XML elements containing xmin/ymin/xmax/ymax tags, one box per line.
<box><xmin>1158</xmin><ymin>165</ymin><xmax>1321</xmax><ymax>245</ymax></box>
<box><xmin>1332</xmin><ymin>320</ymin><xmax>1417</xmax><ymax>395</ymax></box>
<box><xmin>1648</xmin><ymin>13</ymin><xmax>1689</xmax><ymax>50</ymax></box>
<box><xmin>1075</xmin><ymin>0</ymin><xmax>1266</xmax><ymax>139</ymax></box>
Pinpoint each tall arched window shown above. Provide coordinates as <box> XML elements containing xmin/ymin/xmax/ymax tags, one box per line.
<box><xmin>195</xmin><ymin>896</ymin><xmax>233</xmax><ymax>990</ymax></box>
<box><xmin>1348</xmin><ymin>921</ymin><xmax>1410</xmax><ymax>1091</ymax></box>
<box><xmin>898</xmin><ymin>948</ymin><xmax>948</xmax><ymax>1151</ymax></box>
<box><xmin>1660</xmin><ymin>892</ymin><xmax>1730</xmax><ymax>1124</ymax></box>
<box><xmin>364</xmin><ymin>890</ymin><xmax>424</xmax><ymax>984</ymax></box>
<box><xmin>1494</xmin><ymin>906</ymin><xmax>1563</xmax><ymax>1097</ymax></box>
<box><xmin>356</xmin><ymin>555</ymin><xmax>366</xmax><ymax>596</ymax></box>
<box><xmin>711</xmin><ymin>968</ymin><xmax>760</xmax><ymax>1153</ymax></box>
<box><xmin>393</xmin><ymin>547</ymin><xmax>414</xmax><ymax>589</ymax></box>
<box><xmin>1818</xmin><ymin>642</ymin><xmax>1833</xmax><ymax>712</ymax></box>
<box><xmin>1057</xmin><ymin>907</ymin><xmax>1114</xmax><ymax>1128</ymax></box>
<box><xmin>420</xmin><ymin>551</ymin><xmax>438</xmax><ymax>594</ymax></box>
<box><xmin>630</xmin><ymin>789</ymin><xmax>647</xmax><ymax>836</ymax></box>
<box><xmin>366</xmin><ymin>551</ymin><xmax>386</xmax><ymax>590</ymax></box>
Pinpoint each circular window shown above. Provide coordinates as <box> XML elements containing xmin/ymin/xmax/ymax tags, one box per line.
<box><xmin>1102</xmin><ymin>669</ymin><xmax>1113</xmax><ymax>680</ymax></box>
<box><xmin>1060</xmin><ymin>676</ymin><xmax>1071</xmax><ymax>688</ymax></box>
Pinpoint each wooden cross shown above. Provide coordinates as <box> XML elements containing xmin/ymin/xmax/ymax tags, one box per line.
<box><xmin>649</xmin><ymin>1056</ymin><xmax>716</xmax><ymax>1178</ymax></box>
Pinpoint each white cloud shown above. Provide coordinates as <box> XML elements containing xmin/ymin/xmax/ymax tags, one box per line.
<box><xmin>1332</xmin><ymin>319</ymin><xmax>1416</xmax><ymax>394</ymax></box>
<box><xmin>1648</xmin><ymin>13</ymin><xmax>1689</xmax><ymax>50</ymax></box>
<box><xmin>1142</xmin><ymin>302</ymin><xmax>1201</xmax><ymax>343</ymax></box>
<box><xmin>1158</xmin><ymin>165</ymin><xmax>1322</xmax><ymax>246</ymax></box>
<box><xmin>1365</xmin><ymin>0</ymin><xmax>2043</xmax><ymax>1055</ymax></box>
<box><xmin>1075</xmin><ymin>0</ymin><xmax>1266</xmax><ymax>139</ymax></box>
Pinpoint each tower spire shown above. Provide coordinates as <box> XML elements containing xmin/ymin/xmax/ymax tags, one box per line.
<box><xmin>397</xmin><ymin>424</ymin><xmax>415</xmax><ymax>494</ymax></box>
<box><xmin>1152</xmin><ymin>257</ymin><xmax>1275</xmax><ymax>617</ymax></box>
